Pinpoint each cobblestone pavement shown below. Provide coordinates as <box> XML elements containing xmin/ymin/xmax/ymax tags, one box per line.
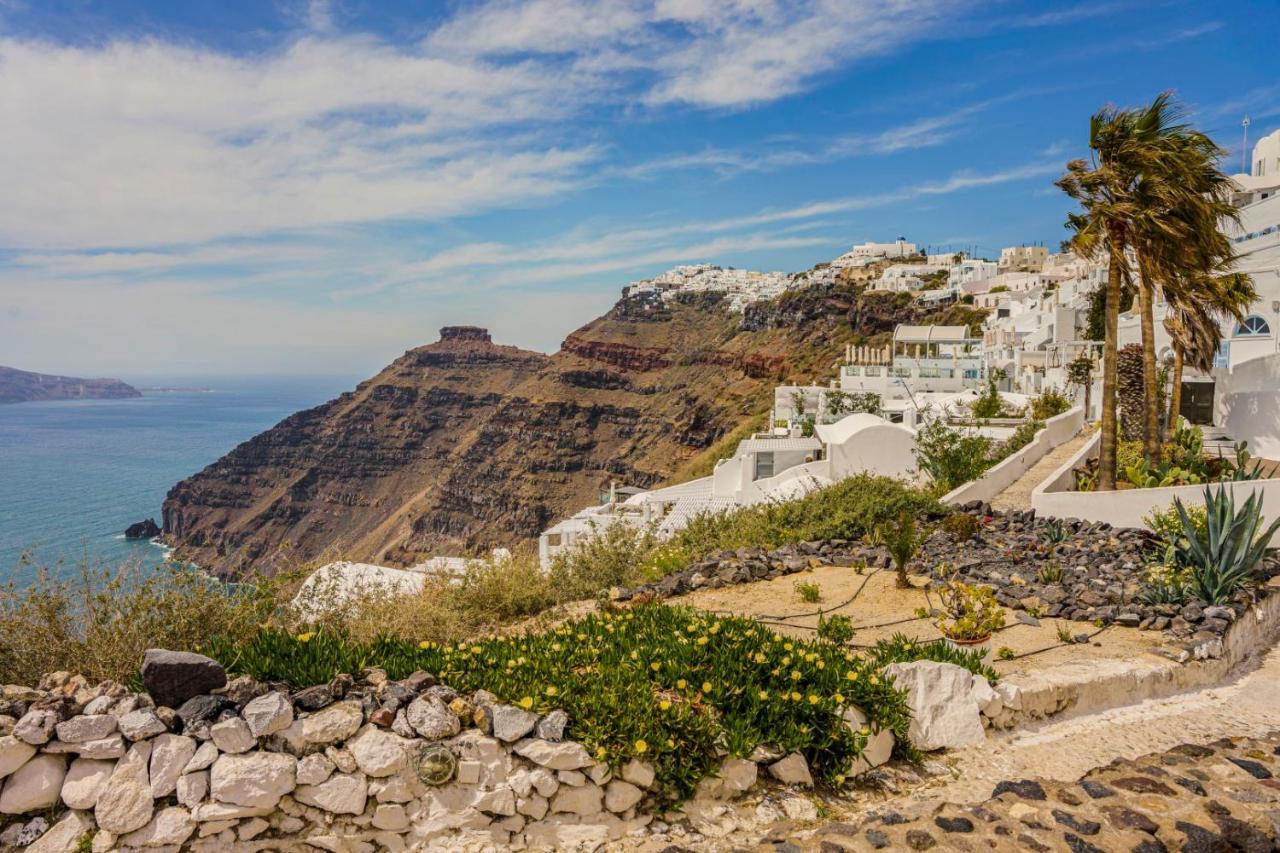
<box><xmin>794</xmin><ymin>731</ymin><xmax>1280</xmax><ymax>852</ymax></box>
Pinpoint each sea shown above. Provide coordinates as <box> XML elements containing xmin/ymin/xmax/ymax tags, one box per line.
<box><xmin>0</xmin><ymin>376</ymin><xmax>360</xmax><ymax>587</ymax></box>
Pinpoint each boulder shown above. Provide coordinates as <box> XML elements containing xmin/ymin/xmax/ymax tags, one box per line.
<box><xmin>0</xmin><ymin>735</ymin><xmax>36</xmax><ymax>780</ymax></box>
<box><xmin>883</xmin><ymin>661</ymin><xmax>987</xmax><ymax>751</ymax></box>
<box><xmin>513</xmin><ymin>738</ymin><xmax>591</xmax><ymax>770</ymax></box>
<box><xmin>117</xmin><ymin>708</ymin><xmax>167</xmax><ymax>741</ymax></box>
<box><xmin>60</xmin><ymin>757</ymin><xmax>115</xmax><ymax>809</ymax></box>
<box><xmin>348</xmin><ymin>726</ymin><xmax>410</xmax><ymax>777</ymax></box>
<box><xmin>120</xmin><ymin>805</ymin><xmax>196</xmax><ymax>848</ymax></box>
<box><xmin>767</xmin><ymin>753</ymin><xmax>813</xmax><ymax>787</ymax></box>
<box><xmin>210</xmin><ymin>717</ymin><xmax>256</xmax><ymax>754</ymax></box>
<box><xmin>294</xmin><ymin>771</ymin><xmax>368</xmax><ymax>815</ymax></box>
<box><xmin>296</xmin><ymin>752</ymin><xmax>336</xmax><ymax>786</ymax></box>
<box><xmin>242</xmin><ymin>691</ymin><xmax>293</xmax><ymax>738</ymax></box>
<box><xmin>404</xmin><ymin>695</ymin><xmax>460</xmax><ymax>741</ymax></box>
<box><xmin>605</xmin><ymin>779</ymin><xmax>644</xmax><ymax>812</ymax></box>
<box><xmin>301</xmin><ymin>700</ymin><xmax>363</xmax><ymax>746</ymax></box>
<box><xmin>182</xmin><ymin>741</ymin><xmax>219</xmax><ymax>774</ymax></box>
<box><xmin>124</xmin><ymin>518</ymin><xmax>162</xmax><ymax>539</ymax></box>
<box><xmin>72</xmin><ymin>734</ymin><xmax>126</xmax><ymax>759</ymax></box>
<box><xmin>177</xmin><ymin>769</ymin><xmax>209</xmax><ymax>808</ymax></box>
<box><xmin>209</xmin><ymin>752</ymin><xmax>297</xmax><ymax>809</ymax></box>
<box><xmin>620</xmin><ymin>759</ymin><xmax>655</xmax><ymax>789</ymax></box>
<box><xmin>486</xmin><ymin>705</ymin><xmax>538</xmax><ymax>742</ymax></box>
<box><xmin>0</xmin><ymin>753</ymin><xmax>67</xmax><ymax>814</ymax></box>
<box><xmin>842</xmin><ymin>706</ymin><xmax>895</xmax><ymax>775</ymax></box>
<box><xmin>54</xmin><ymin>714</ymin><xmax>117</xmax><ymax>744</ymax></box>
<box><xmin>94</xmin><ymin>741</ymin><xmax>153</xmax><ymax>834</ymax></box>
<box><xmin>142</xmin><ymin>649</ymin><xmax>227</xmax><ymax>709</ymax></box>
<box><xmin>149</xmin><ymin>733</ymin><xmax>197</xmax><ymax>797</ymax></box>
<box><xmin>23</xmin><ymin>810</ymin><xmax>94</xmax><ymax>853</ymax></box>
<box><xmin>12</xmin><ymin>709</ymin><xmax>57</xmax><ymax>745</ymax></box>
<box><xmin>535</xmin><ymin>709</ymin><xmax>568</xmax><ymax>742</ymax></box>
<box><xmin>551</xmin><ymin>781</ymin><xmax>603</xmax><ymax>815</ymax></box>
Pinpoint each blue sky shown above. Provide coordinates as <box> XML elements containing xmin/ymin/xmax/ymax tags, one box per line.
<box><xmin>0</xmin><ymin>0</ymin><xmax>1276</xmax><ymax>377</ymax></box>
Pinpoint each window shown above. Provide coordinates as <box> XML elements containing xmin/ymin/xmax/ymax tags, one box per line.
<box><xmin>1235</xmin><ymin>315</ymin><xmax>1272</xmax><ymax>337</ymax></box>
<box><xmin>546</xmin><ymin>533</ymin><xmax>562</xmax><ymax>546</ymax></box>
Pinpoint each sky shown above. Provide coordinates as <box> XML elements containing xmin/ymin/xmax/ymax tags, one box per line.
<box><xmin>0</xmin><ymin>0</ymin><xmax>1276</xmax><ymax>379</ymax></box>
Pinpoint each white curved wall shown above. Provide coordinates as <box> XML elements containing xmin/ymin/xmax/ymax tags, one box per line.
<box><xmin>1217</xmin><ymin>352</ymin><xmax>1280</xmax><ymax>460</ymax></box>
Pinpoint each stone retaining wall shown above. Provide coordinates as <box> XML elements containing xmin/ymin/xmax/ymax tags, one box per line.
<box><xmin>0</xmin><ymin>652</ymin><xmax>892</xmax><ymax>852</ymax></box>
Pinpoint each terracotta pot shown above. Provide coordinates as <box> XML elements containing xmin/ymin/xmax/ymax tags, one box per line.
<box><xmin>944</xmin><ymin>634</ymin><xmax>993</xmax><ymax>664</ymax></box>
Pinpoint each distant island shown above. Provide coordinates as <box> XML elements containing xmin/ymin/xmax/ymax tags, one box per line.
<box><xmin>0</xmin><ymin>365</ymin><xmax>142</xmax><ymax>404</ymax></box>
<box><xmin>137</xmin><ymin>386</ymin><xmax>215</xmax><ymax>394</ymax></box>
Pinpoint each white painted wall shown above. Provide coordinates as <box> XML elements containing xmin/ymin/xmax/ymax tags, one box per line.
<box><xmin>942</xmin><ymin>407</ymin><xmax>1085</xmax><ymax>505</ymax></box>
<box><xmin>1216</xmin><ymin>351</ymin><xmax>1280</xmax><ymax>460</ymax></box>
<box><xmin>1031</xmin><ymin>432</ymin><xmax>1280</xmax><ymax>542</ymax></box>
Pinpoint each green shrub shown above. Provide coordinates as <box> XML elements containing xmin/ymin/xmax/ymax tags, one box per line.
<box><xmin>794</xmin><ymin>581</ymin><xmax>822</xmax><ymax>603</ymax></box>
<box><xmin>1029</xmin><ymin>388</ymin><xmax>1072</xmax><ymax>420</ymax></box>
<box><xmin>913</xmin><ymin>418</ymin><xmax>994</xmax><ymax>493</ymax></box>
<box><xmin>1140</xmin><ymin>565</ymin><xmax>1192</xmax><ymax>606</ymax></box>
<box><xmin>205</xmin><ymin>604</ymin><xmax>925</xmax><ymax>797</ymax></box>
<box><xmin>934</xmin><ymin>579</ymin><xmax>1006</xmax><ymax>641</ymax></box>
<box><xmin>1001</xmin><ymin>419</ymin><xmax>1044</xmax><ymax>456</ymax></box>
<box><xmin>671</xmin><ymin>475</ymin><xmax>940</xmax><ymax>557</ymax></box>
<box><xmin>816</xmin><ymin>614</ymin><xmax>855</xmax><ymax>645</ymax></box>
<box><xmin>996</xmin><ymin>646</ymin><xmax>1016</xmax><ymax>661</ymax></box>
<box><xmin>876</xmin><ymin>511</ymin><xmax>926</xmax><ymax>588</ymax></box>
<box><xmin>1174</xmin><ymin>486</ymin><xmax>1280</xmax><ymax>605</ymax></box>
<box><xmin>941</xmin><ymin>512</ymin><xmax>980</xmax><ymax>542</ymax></box>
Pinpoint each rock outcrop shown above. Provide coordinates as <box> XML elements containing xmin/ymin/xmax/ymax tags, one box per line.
<box><xmin>161</xmin><ymin>286</ymin><xmax>860</xmax><ymax>577</ymax></box>
<box><xmin>0</xmin><ymin>366</ymin><xmax>141</xmax><ymax>405</ymax></box>
<box><xmin>123</xmin><ymin>519</ymin><xmax>161</xmax><ymax>540</ymax></box>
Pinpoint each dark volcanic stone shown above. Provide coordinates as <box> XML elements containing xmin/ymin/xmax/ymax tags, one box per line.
<box><xmin>1173</xmin><ymin>776</ymin><xmax>1207</xmax><ymax>796</ymax></box>
<box><xmin>1176</xmin><ymin>821</ymin><xmax>1227</xmax><ymax>853</ymax></box>
<box><xmin>1110</xmin><ymin>776</ymin><xmax>1176</xmax><ymax>796</ymax></box>
<box><xmin>292</xmin><ymin>685</ymin><xmax>334</xmax><ymax>711</ymax></box>
<box><xmin>1100</xmin><ymin>806</ymin><xmax>1159</xmax><ymax>834</ymax></box>
<box><xmin>1053</xmin><ymin>809</ymin><xmax>1101</xmax><ymax>835</ymax></box>
<box><xmin>879</xmin><ymin>811</ymin><xmax>909</xmax><ymax>826</ymax></box>
<box><xmin>1209</xmin><ymin>812</ymin><xmax>1274</xmax><ymax>851</ymax></box>
<box><xmin>1017</xmin><ymin>833</ymin><xmax>1051</xmax><ymax>852</ymax></box>
<box><xmin>1080</xmin><ymin>780</ymin><xmax>1115</xmax><ymax>799</ymax></box>
<box><xmin>124</xmin><ymin>518</ymin><xmax>161</xmax><ymax>539</ymax></box>
<box><xmin>175</xmin><ymin>694</ymin><xmax>234</xmax><ymax>728</ymax></box>
<box><xmin>1063</xmin><ymin>833</ymin><xmax>1106</xmax><ymax>853</ymax></box>
<box><xmin>992</xmin><ymin>779</ymin><xmax>1047</xmax><ymax>800</ymax></box>
<box><xmin>904</xmin><ymin>830</ymin><xmax>936</xmax><ymax>850</ymax></box>
<box><xmin>1226</xmin><ymin>757</ymin><xmax>1272</xmax><ymax>779</ymax></box>
<box><xmin>1130</xmin><ymin>840</ymin><xmax>1168</xmax><ymax>853</ymax></box>
<box><xmin>933</xmin><ymin>816</ymin><xmax>973</xmax><ymax>833</ymax></box>
<box><xmin>142</xmin><ymin>649</ymin><xmax>227</xmax><ymax>708</ymax></box>
<box><xmin>864</xmin><ymin>829</ymin><xmax>890</xmax><ymax>849</ymax></box>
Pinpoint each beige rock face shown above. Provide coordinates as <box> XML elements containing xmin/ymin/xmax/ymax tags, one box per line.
<box><xmin>301</xmin><ymin>701</ymin><xmax>364</xmax><ymax>746</ymax></box>
<box><xmin>210</xmin><ymin>717</ymin><xmax>256</xmax><ymax>754</ymax></box>
<box><xmin>513</xmin><ymin>738</ymin><xmax>591</xmax><ymax>770</ymax></box>
<box><xmin>294</xmin><ymin>771</ymin><xmax>368</xmax><ymax>815</ymax></box>
<box><xmin>148</xmin><ymin>734</ymin><xmax>197</xmax><ymax>798</ymax></box>
<box><xmin>0</xmin><ymin>753</ymin><xmax>67</xmax><ymax>814</ymax></box>
<box><xmin>605</xmin><ymin>779</ymin><xmax>644</xmax><ymax>812</ymax></box>
<box><xmin>767</xmin><ymin>753</ymin><xmax>813</xmax><ymax>787</ymax></box>
<box><xmin>242</xmin><ymin>691</ymin><xmax>293</xmax><ymax>738</ymax></box>
<box><xmin>24</xmin><ymin>810</ymin><xmax>94</xmax><ymax>853</ymax></box>
<box><xmin>551</xmin><ymin>781</ymin><xmax>603</xmax><ymax>815</ymax></box>
<box><xmin>209</xmin><ymin>752</ymin><xmax>297</xmax><ymax>809</ymax></box>
<box><xmin>348</xmin><ymin>726</ymin><xmax>411</xmax><ymax>777</ymax></box>
<box><xmin>0</xmin><ymin>735</ymin><xmax>36</xmax><ymax>780</ymax></box>
<box><xmin>883</xmin><ymin>660</ymin><xmax>987</xmax><ymax>751</ymax></box>
<box><xmin>60</xmin><ymin>757</ymin><xmax>115</xmax><ymax>809</ymax></box>
<box><xmin>120</xmin><ymin>805</ymin><xmax>196</xmax><ymax>848</ymax></box>
<box><xmin>176</xmin><ymin>769</ymin><xmax>209</xmax><ymax>808</ymax></box>
<box><xmin>95</xmin><ymin>741</ymin><xmax>153</xmax><ymax>834</ymax></box>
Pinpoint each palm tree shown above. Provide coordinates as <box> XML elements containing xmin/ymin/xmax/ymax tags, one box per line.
<box><xmin>1164</xmin><ymin>271</ymin><xmax>1255</xmax><ymax>424</ymax></box>
<box><xmin>1129</xmin><ymin>115</ymin><xmax>1242</xmax><ymax>455</ymax></box>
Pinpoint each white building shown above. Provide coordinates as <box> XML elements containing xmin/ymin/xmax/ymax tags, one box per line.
<box><xmin>998</xmin><ymin>245</ymin><xmax>1049</xmax><ymax>272</ymax></box>
<box><xmin>873</xmin><ymin>262</ymin><xmax>950</xmax><ymax>293</ymax></box>
<box><xmin>847</xmin><ymin>238</ymin><xmax>918</xmax><ymax>259</ymax></box>
<box><xmin>948</xmin><ymin>259</ymin><xmax>999</xmax><ymax>289</ymax></box>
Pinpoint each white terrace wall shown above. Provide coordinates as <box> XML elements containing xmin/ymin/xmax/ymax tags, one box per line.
<box><xmin>942</xmin><ymin>406</ymin><xmax>1085</xmax><ymax>506</ymax></box>
<box><xmin>1216</xmin><ymin>352</ymin><xmax>1280</xmax><ymax>461</ymax></box>
<box><xmin>1031</xmin><ymin>431</ymin><xmax>1280</xmax><ymax>543</ymax></box>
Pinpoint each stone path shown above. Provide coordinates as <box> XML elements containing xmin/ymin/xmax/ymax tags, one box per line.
<box><xmin>989</xmin><ymin>430</ymin><xmax>1093</xmax><ymax>513</ymax></box>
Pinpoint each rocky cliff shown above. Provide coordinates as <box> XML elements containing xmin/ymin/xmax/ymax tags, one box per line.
<box><xmin>0</xmin><ymin>366</ymin><xmax>141</xmax><ymax>404</ymax></box>
<box><xmin>161</xmin><ymin>286</ymin><xmax>864</xmax><ymax>577</ymax></box>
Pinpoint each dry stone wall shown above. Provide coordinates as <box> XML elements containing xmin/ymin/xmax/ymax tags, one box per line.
<box><xmin>0</xmin><ymin>650</ymin><xmax>892</xmax><ymax>852</ymax></box>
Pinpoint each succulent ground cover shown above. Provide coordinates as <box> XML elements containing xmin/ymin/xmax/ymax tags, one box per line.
<box><xmin>200</xmin><ymin>604</ymin><xmax>992</xmax><ymax>797</ymax></box>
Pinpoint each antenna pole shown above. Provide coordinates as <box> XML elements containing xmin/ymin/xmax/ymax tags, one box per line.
<box><xmin>1242</xmin><ymin>116</ymin><xmax>1251</xmax><ymax>174</ymax></box>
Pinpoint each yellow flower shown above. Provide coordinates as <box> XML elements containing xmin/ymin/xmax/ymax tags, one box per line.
<box><xmin>596</xmin><ymin>746</ymin><xmax>607</xmax><ymax>759</ymax></box>
<box><xmin>753</xmin><ymin>653</ymin><xmax>767</xmax><ymax>664</ymax></box>
<box><xmin>676</xmin><ymin>679</ymin><xmax>687</xmax><ymax>690</ymax></box>
<box><xmin>834</xmin><ymin>774</ymin><xmax>846</xmax><ymax>786</ymax></box>
<box><xmin>630</xmin><ymin>651</ymin><xmax>639</xmax><ymax>660</ymax></box>
<box><xmin>869</xmin><ymin>675</ymin><xmax>879</xmax><ymax>685</ymax></box>
<box><xmin>659</xmin><ymin>700</ymin><xmax>672</xmax><ymax>711</ymax></box>
<box><xmin>781</xmin><ymin>656</ymin><xmax>792</xmax><ymax>666</ymax></box>
<box><xmin>296</xmin><ymin>632</ymin><xmax>313</xmax><ymax>643</ymax></box>
<box><xmin>518</xmin><ymin>696</ymin><xmax>534</xmax><ymax>710</ymax></box>
<box><xmin>790</xmin><ymin>670</ymin><xmax>802</xmax><ymax>681</ymax></box>
<box><xmin>471</xmin><ymin>646</ymin><xmax>481</xmax><ymax>654</ymax></box>
<box><xmin>418</xmin><ymin>640</ymin><xmax>430</xmax><ymax>650</ymax></box>
<box><xmin>701</xmin><ymin>681</ymin><xmax>712</xmax><ymax>694</ymax></box>
<box><xmin>666</xmin><ymin>738</ymin><xmax>675</xmax><ymax>748</ymax></box>
<box><xmin>834</xmin><ymin>692</ymin><xmax>845</xmax><ymax>705</ymax></box>
<box><xmin>816</xmin><ymin>660</ymin><xmax>825</xmax><ymax>670</ymax></box>
<box><xmin>790</xmin><ymin>691</ymin><xmax>802</xmax><ymax>702</ymax></box>
<box><xmin>545</xmin><ymin>686</ymin><xmax>558</xmax><ymax>696</ymax></box>
<box><xmin>634</xmin><ymin>739</ymin><xmax>648</xmax><ymax>754</ymax></box>
<box><xmin>552</xmin><ymin>643</ymin><xmax>563</xmax><ymax>652</ymax></box>
<box><xmin>808</xmin><ymin>694</ymin><xmax>819</xmax><ymax>705</ymax></box>
<box><xmin>696</xmin><ymin>636</ymin><xmax>708</xmax><ymax>646</ymax></box>
<box><xmin>783</xmin><ymin>643</ymin><xmax>793</xmax><ymax>651</ymax></box>
<box><xmin>709</xmin><ymin>623</ymin><xmax>721</xmax><ymax>634</ymax></box>
<box><xmin>846</xmin><ymin>671</ymin><xmax>859</xmax><ymax>681</ymax></box>
<box><xmin>758</xmin><ymin>690</ymin><xmax>769</xmax><ymax>700</ymax></box>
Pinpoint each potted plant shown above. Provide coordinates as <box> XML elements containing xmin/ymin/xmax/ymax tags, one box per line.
<box><xmin>935</xmin><ymin>576</ymin><xmax>1006</xmax><ymax>663</ymax></box>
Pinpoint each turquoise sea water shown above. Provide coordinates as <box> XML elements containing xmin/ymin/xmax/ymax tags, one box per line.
<box><xmin>0</xmin><ymin>376</ymin><xmax>358</xmax><ymax>586</ymax></box>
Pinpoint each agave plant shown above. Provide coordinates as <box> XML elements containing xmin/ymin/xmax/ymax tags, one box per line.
<box><xmin>1174</xmin><ymin>485</ymin><xmax>1280</xmax><ymax>605</ymax></box>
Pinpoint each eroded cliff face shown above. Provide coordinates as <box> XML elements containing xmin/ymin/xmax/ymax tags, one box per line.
<box><xmin>162</xmin><ymin>288</ymin><xmax>861</xmax><ymax>577</ymax></box>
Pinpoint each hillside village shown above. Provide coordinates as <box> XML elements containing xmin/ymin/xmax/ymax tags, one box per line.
<box><xmin>4</xmin><ymin>118</ymin><xmax>1280</xmax><ymax>852</ymax></box>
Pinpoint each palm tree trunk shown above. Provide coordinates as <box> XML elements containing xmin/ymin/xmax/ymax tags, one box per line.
<box><xmin>1136</xmin><ymin>256</ymin><xmax>1161</xmax><ymax>464</ymax></box>
<box><xmin>1099</xmin><ymin>234</ymin><xmax>1124</xmax><ymax>491</ymax></box>
<box><xmin>1169</xmin><ymin>349</ymin><xmax>1184</xmax><ymax>429</ymax></box>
